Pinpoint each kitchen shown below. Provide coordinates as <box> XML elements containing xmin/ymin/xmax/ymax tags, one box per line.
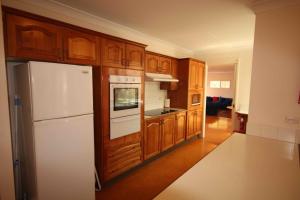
<box><xmin>3</xmin><ymin>6</ymin><xmax>205</xmax><ymax>200</ymax></box>
<box><xmin>2</xmin><ymin>1</ymin><xmax>300</xmax><ymax>200</ymax></box>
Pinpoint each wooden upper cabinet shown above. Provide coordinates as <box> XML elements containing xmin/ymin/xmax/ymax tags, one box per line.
<box><xmin>63</xmin><ymin>29</ymin><xmax>99</xmax><ymax>65</ymax></box>
<box><xmin>144</xmin><ymin>118</ymin><xmax>161</xmax><ymax>160</ymax></box>
<box><xmin>175</xmin><ymin>112</ymin><xmax>186</xmax><ymax>144</ymax></box>
<box><xmin>161</xmin><ymin>115</ymin><xmax>175</xmax><ymax>151</ymax></box>
<box><xmin>101</xmin><ymin>38</ymin><xmax>125</xmax><ymax>68</ymax></box>
<box><xmin>158</xmin><ymin>57</ymin><xmax>171</xmax><ymax>74</ymax></box>
<box><xmin>145</xmin><ymin>52</ymin><xmax>172</xmax><ymax>74</ymax></box>
<box><xmin>5</xmin><ymin>14</ymin><xmax>63</xmax><ymax>61</ymax></box>
<box><xmin>126</xmin><ymin>44</ymin><xmax>144</xmax><ymax>70</ymax></box>
<box><xmin>189</xmin><ymin>61</ymin><xmax>204</xmax><ymax>90</ymax></box>
<box><xmin>145</xmin><ymin>53</ymin><xmax>160</xmax><ymax>73</ymax></box>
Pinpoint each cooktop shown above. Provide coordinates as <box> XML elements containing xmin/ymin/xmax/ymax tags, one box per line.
<box><xmin>144</xmin><ymin>108</ymin><xmax>178</xmax><ymax>116</ymax></box>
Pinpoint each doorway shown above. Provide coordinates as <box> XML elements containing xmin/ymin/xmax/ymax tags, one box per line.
<box><xmin>204</xmin><ymin>63</ymin><xmax>237</xmax><ymax>144</ymax></box>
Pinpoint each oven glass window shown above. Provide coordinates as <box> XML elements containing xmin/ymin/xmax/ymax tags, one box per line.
<box><xmin>114</xmin><ymin>88</ymin><xmax>138</xmax><ymax>111</ymax></box>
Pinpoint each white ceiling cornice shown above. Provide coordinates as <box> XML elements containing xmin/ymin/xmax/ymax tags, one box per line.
<box><xmin>250</xmin><ymin>0</ymin><xmax>300</xmax><ymax>13</ymax></box>
<box><xmin>1</xmin><ymin>0</ymin><xmax>193</xmax><ymax>58</ymax></box>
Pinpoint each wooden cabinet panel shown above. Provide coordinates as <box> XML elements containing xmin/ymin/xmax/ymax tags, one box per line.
<box><xmin>189</xmin><ymin>61</ymin><xmax>204</xmax><ymax>90</ymax></box>
<box><xmin>188</xmin><ymin>61</ymin><xmax>198</xmax><ymax>90</ymax></box>
<box><xmin>175</xmin><ymin>112</ymin><xmax>186</xmax><ymax>144</ymax></box>
<box><xmin>187</xmin><ymin>111</ymin><xmax>196</xmax><ymax>138</ymax></box>
<box><xmin>197</xmin><ymin>63</ymin><xmax>204</xmax><ymax>88</ymax></box>
<box><xmin>161</xmin><ymin>115</ymin><xmax>175</xmax><ymax>151</ymax></box>
<box><xmin>158</xmin><ymin>57</ymin><xmax>171</xmax><ymax>74</ymax></box>
<box><xmin>187</xmin><ymin>109</ymin><xmax>202</xmax><ymax>138</ymax></box>
<box><xmin>160</xmin><ymin>58</ymin><xmax>178</xmax><ymax>90</ymax></box>
<box><xmin>63</xmin><ymin>29</ymin><xmax>99</xmax><ymax>65</ymax></box>
<box><xmin>6</xmin><ymin>14</ymin><xmax>63</xmax><ymax>61</ymax></box>
<box><xmin>144</xmin><ymin>118</ymin><xmax>161</xmax><ymax>159</ymax></box>
<box><xmin>101</xmin><ymin>38</ymin><xmax>125</xmax><ymax>68</ymax></box>
<box><xmin>103</xmin><ymin>133</ymin><xmax>142</xmax><ymax>181</ymax></box>
<box><xmin>145</xmin><ymin>53</ymin><xmax>160</xmax><ymax>73</ymax></box>
<box><xmin>194</xmin><ymin>110</ymin><xmax>202</xmax><ymax>134</ymax></box>
<box><xmin>126</xmin><ymin>44</ymin><xmax>144</xmax><ymax>70</ymax></box>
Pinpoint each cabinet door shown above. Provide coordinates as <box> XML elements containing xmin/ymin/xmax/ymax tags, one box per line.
<box><xmin>145</xmin><ymin>53</ymin><xmax>159</xmax><ymax>73</ymax></box>
<box><xmin>161</xmin><ymin>115</ymin><xmax>175</xmax><ymax>151</ymax></box>
<box><xmin>126</xmin><ymin>44</ymin><xmax>144</xmax><ymax>70</ymax></box>
<box><xmin>175</xmin><ymin>112</ymin><xmax>186</xmax><ymax>144</ymax></box>
<box><xmin>195</xmin><ymin>63</ymin><xmax>204</xmax><ymax>89</ymax></box>
<box><xmin>194</xmin><ymin>110</ymin><xmax>202</xmax><ymax>135</ymax></box>
<box><xmin>144</xmin><ymin>118</ymin><xmax>161</xmax><ymax>159</ymax></box>
<box><xmin>189</xmin><ymin>61</ymin><xmax>204</xmax><ymax>90</ymax></box>
<box><xmin>188</xmin><ymin>61</ymin><xmax>198</xmax><ymax>90</ymax></box>
<box><xmin>158</xmin><ymin>57</ymin><xmax>171</xmax><ymax>74</ymax></box>
<box><xmin>6</xmin><ymin>14</ymin><xmax>63</xmax><ymax>61</ymax></box>
<box><xmin>63</xmin><ymin>29</ymin><xmax>99</xmax><ymax>65</ymax></box>
<box><xmin>187</xmin><ymin>111</ymin><xmax>196</xmax><ymax>138</ymax></box>
<box><xmin>101</xmin><ymin>38</ymin><xmax>125</xmax><ymax>68</ymax></box>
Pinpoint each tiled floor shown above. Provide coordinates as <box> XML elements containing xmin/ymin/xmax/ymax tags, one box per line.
<box><xmin>96</xmin><ymin>116</ymin><xmax>232</xmax><ymax>200</ymax></box>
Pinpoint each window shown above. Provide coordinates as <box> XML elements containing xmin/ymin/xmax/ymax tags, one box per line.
<box><xmin>209</xmin><ymin>81</ymin><xmax>220</xmax><ymax>88</ymax></box>
<box><xmin>221</xmin><ymin>81</ymin><xmax>230</xmax><ymax>88</ymax></box>
<box><xmin>209</xmin><ymin>80</ymin><xmax>231</xmax><ymax>88</ymax></box>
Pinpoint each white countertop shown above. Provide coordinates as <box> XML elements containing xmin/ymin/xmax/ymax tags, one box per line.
<box><xmin>155</xmin><ymin>134</ymin><xmax>300</xmax><ymax>200</ymax></box>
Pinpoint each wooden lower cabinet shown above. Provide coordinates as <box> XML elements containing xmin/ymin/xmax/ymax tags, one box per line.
<box><xmin>144</xmin><ymin>118</ymin><xmax>161</xmax><ymax>160</ymax></box>
<box><xmin>103</xmin><ymin>133</ymin><xmax>142</xmax><ymax>181</ymax></box>
<box><xmin>187</xmin><ymin>109</ymin><xmax>202</xmax><ymax>138</ymax></box>
<box><xmin>174</xmin><ymin>112</ymin><xmax>187</xmax><ymax>144</ymax></box>
<box><xmin>144</xmin><ymin>111</ymin><xmax>186</xmax><ymax>160</ymax></box>
<box><xmin>161</xmin><ymin>115</ymin><xmax>175</xmax><ymax>151</ymax></box>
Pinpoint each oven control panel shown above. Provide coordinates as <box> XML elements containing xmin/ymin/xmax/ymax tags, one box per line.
<box><xmin>109</xmin><ymin>75</ymin><xmax>141</xmax><ymax>83</ymax></box>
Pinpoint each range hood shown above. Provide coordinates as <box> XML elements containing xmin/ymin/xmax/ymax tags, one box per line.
<box><xmin>145</xmin><ymin>73</ymin><xmax>179</xmax><ymax>82</ymax></box>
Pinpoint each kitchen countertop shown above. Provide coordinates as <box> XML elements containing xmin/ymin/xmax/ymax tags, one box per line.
<box><xmin>155</xmin><ymin>134</ymin><xmax>300</xmax><ymax>200</ymax></box>
<box><xmin>144</xmin><ymin>108</ymin><xmax>187</xmax><ymax>119</ymax></box>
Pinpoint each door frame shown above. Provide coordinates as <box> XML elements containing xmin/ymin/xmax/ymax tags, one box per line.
<box><xmin>0</xmin><ymin>0</ymin><xmax>16</xmax><ymax>199</ymax></box>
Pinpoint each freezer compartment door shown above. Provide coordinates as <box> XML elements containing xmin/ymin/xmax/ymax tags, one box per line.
<box><xmin>110</xmin><ymin>114</ymin><xmax>141</xmax><ymax>139</ymax></box>
<box><xmin>33</xmin><ymin>114</ymin><xmax>95</xmax><ymax>200</ymax></box>
<box><xmin>29</xmin><ymin>61</ymin><xmax>93</xmax><ymax>121</ymax></box>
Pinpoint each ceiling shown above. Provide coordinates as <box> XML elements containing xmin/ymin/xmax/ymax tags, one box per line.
<box><xmin>53</xmin><ymin>0</ymin><xmax>256</xmax><ymax>55</ymax></box>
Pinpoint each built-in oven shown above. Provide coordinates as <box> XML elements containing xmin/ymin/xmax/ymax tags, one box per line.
<box><xmin>109</xmin><ymin>75</ymin><xmax>141</xmax><ymax>139</ymax></box>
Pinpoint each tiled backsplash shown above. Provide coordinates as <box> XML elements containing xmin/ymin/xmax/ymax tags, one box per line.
<box><xmin>247</xmin><ymin>122</ymin><xmax>300</xmax><ymax>144</ymax></box>
<box><xmin>144</xmin><ymin>82</ymin><xmax>167</xmax><ymax>111</ymax></box>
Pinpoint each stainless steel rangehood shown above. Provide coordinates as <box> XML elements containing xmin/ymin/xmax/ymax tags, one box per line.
<box><xmin>145</xmin><ymin>73</ymin><xmax>179</xmax><ymax>82</ymax></box>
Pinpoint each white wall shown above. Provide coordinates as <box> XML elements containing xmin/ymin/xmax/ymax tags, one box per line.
<box><xmin>144</xmin><ymin>82</ymin><xmax>167</xmax><ymax>111</ymax></box>
<box><xmin>2</xmin><ymin>0</ymin><xmax>193</xmax><ymax>58</ymax></box>
<box><xmin>206</xmin><ymin>71</ymin><xmax>235</xmax><ymax>98</ymax></box>
<box><xmin>247</xmin><ymin>5</ymin><xmax>300</xmax><ymax>143</ymax></box>
<box><xmin>0</xmin><ymin>0</ymin><xmax>16</xmax><ymax>198</ymax></box>
<box><xmin>235</xmin><ymin>49</ymin><xmax>253</xmax><ymax>113</ymax></box>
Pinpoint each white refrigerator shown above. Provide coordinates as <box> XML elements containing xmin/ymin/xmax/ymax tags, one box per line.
<box><xmin>15</xmin><ymin>61</ymin><xmax>95</xmax><ymax>200</ymax></box>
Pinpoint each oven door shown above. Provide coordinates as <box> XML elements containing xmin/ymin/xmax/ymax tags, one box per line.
<box><xmin>110</xmin><ymin>83</ymin><xmax>141</xmax><ymax>118</ymax></box>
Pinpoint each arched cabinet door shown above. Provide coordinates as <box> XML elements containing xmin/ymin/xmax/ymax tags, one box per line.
<box><xmin>126</xmin><ymin>44</ymin><xmax>144</xmax><ymax>70</ymax></box>
<box><xmin>6</xmin><ymin>14</ymin><xmax>63</xmax><ymax>61</ymax></box>
<box><xmin>161</xmin><ymin>115</ymin><xmax>175</xmax><ymax>151</ymax></box>
<box><xmin>144</xmin><ymin>118</ymin><xmax>161</xmax><ymax>160</ymax></box>
<box><xmin>145</xmin><ymin>53</ymin><xmax>160</xmax><ymax>73</ymax></box>
<box><xmin>101</xmin><ymin>38</ymin><xmax>125</xmax><ymax>68</ymax></box>
<box><xmin>63</xmin><ymin>29</ymin><xmax>99</xmax><ymax>65</ymax></box>
<box><xmin>174</xmin><ymin>112</ymin><xmax>186</xmax><ymax>144</ymax></box>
